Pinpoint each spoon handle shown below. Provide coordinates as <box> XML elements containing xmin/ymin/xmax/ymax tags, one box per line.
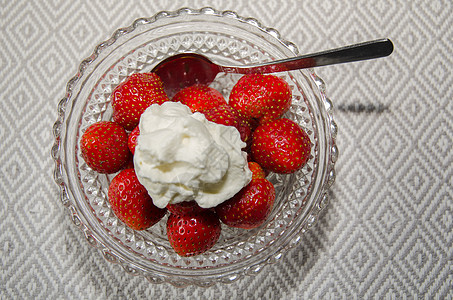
<box><xmin>220</xmin><ymin>38</ymin><xmax>394</xmax><ymax>74</ymax></box>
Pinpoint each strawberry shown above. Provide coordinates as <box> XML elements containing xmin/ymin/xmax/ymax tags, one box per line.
<box><xmin>215</xmin><ymin>178</ymin><xmax>275</xmax><ymax>229</ymax></box>
<box><xmin>112</xmin><ymin>73</ymin><xmax>169</xmax><ymax>130</ymax></box>
<box><xmin>108</xmin><ymin>168</ymin><xmax>166</xmax><ymax>230</ymax></box>
<box><xmin>229</xmin><ymin>74</ymin><xmax>292</xmax><ymax>124</ymax></box>
<box><xmin>80</xmin><ymin>121</ymin><xmax>131</xmax><ymax>174</ymax></box>
<box><xmin>248</xmin><ymin>161</ymin><xmax>266</xmax><ymax>180</ymax></box>
<box><xmin>203</xmin><ymin>104</ymin><xmax>252</xmax><ymax>144</ymax></box>
<box><xmin>166</xmin><ymin>210</ymin><xmax>221</xmax><ymax>257</ymax></box>
<box><xmin>122</xmin><ymin>158</ymin><xmax>135</xmax><ymax>170</ymax></box>
<box><xmin>251</xmin><ymin>118</ymin><xmax>311</xmax><ymax>174</ymax></box>
<box><xmin>166</xmin><ymin>201</ymin><xmax>206</xmax><ymax>216</ymax></box>
<box><xmin>128</xmin><ymin>125</ymin><xmax>140</xmax><ymax>155</ymax></box>
<box><xmin>172</xmin><ymin>84</ymin><xmax>227</xmax><ymax>113</ymax></box>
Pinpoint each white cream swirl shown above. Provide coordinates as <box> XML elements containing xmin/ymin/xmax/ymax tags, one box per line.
<box><xmin>134</xmin><ymin>102</ymin><xmax>251</xmax><ymax>208</ymax></box>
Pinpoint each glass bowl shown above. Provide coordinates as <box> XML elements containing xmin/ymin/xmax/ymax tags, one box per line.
<box><xmin>51</xmin><ymin>7</ymin><xmax>337</xmax><ymax>287</ymax></box>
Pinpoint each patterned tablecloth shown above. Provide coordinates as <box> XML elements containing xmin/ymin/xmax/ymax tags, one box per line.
<box><xmin>1</xmin><ymin>0</ymin><xmax>452</xmax><ymax>299</ymax></box>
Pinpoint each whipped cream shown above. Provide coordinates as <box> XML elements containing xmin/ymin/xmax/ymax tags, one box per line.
<box><xmin>134</xmin><ymin>102</ymin><xmax>252</xmax><ymax>209</ymax></box>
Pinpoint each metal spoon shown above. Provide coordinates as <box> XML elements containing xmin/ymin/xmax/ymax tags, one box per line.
<box><xmin>152</xmin><ymin>38</ymin><xmax>393</xmax><ymax>97</ymax></box>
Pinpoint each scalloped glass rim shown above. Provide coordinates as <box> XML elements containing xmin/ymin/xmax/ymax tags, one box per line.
<box><xmin>51</xmin><ymin>7</ymin><xmax>337</xmax><ymax>287</ymax></box>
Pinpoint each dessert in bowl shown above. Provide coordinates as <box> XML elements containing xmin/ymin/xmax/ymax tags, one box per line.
<box><xmin>52</xmin><ymin>7</ymin><xmax>337</xmax><ymax>286</ymax></box>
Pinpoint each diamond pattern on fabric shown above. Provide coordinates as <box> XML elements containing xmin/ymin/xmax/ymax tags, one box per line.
<box><xmin>0</xmin><ymin>0</ymin><xmax>452</xmax><ymax>299</ymax></box>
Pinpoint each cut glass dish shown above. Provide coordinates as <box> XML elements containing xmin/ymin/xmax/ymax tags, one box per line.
<box><xmin>51</xmin><ymin>7</ymin><xmax>337</xmax><ymax>287</ymax></box>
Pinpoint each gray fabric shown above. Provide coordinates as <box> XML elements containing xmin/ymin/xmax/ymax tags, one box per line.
<box><xmin>1</xmin><ymin>0</ymin><xmax>451</xmax><ymax>299</ymax></box>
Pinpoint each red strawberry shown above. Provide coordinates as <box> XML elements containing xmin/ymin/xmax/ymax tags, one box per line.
<box><xmin>251</xmin><ymin>118</ymin><xmax>311</xmax><ymax>174</ymax></box>
<box><xmin>203</xmin><ymin>104</ymin><xmax>252</xmax><ymax>144</ymax></box>
<box><xmin>128</xmin><ymin>125</ymin><xmax>140</xmax><ymax>155</ymax></box>
<box><xmin>229</xmin><ymin>74</ymin><xmax>292</xmax><ymax>124</ymax></box>
<box><xmin>166</xmin><ymin>201</ymin><xmax>206</xmax><ymax>216</ymax></box>
<box><xmin>215</xmin><ymin>178</ymin><xmax>275</xmax><ymax>229</ymax></box>
<box><xmin>248</xmin><ymin>161</ymin><xmax>266</xmax><ymax>180</ymax></box>
<box><xmin>166</xmin><ymin>210</ymin><xmax>221</xmax><ymax>257</ymax></box>
<box><xmin>121</xmin><ymin>156</ymin><xmax>135</xmax><ymax>170</ymax></box>
<box><xmin>172</xmin><ymin>84</ymin><xmax>227</xmax><ymax>113</ymax></box>
<box><xmin>80</xmin><ymin>121</ymin><xmax>131</xmax><ymax>174</ymax></box>
<box><xmin>112</xmin><ymin>73</ymin><xmax>169</xmax><ymax>130</ymax></box>
<box><xmin>108</xmin><ymin>168</ymin><xmax>166</xmax><ymax>230</ymax></box>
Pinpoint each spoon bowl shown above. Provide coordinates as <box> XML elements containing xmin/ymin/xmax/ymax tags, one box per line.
<box><xmin>153</xmin><ymin>38</ymin><xmax>393</xmax><ymax>97</ymax></box>
<box><xmin>153</xmin><ymin>53</ymin><xmax>219</xmax><ymax>98</ymax></box>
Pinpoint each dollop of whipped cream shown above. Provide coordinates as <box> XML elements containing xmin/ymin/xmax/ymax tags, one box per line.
<box><xmin>134</xmin><ymin>101</ymin><xmax>252</xmax><ymax>209</ymax></box>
